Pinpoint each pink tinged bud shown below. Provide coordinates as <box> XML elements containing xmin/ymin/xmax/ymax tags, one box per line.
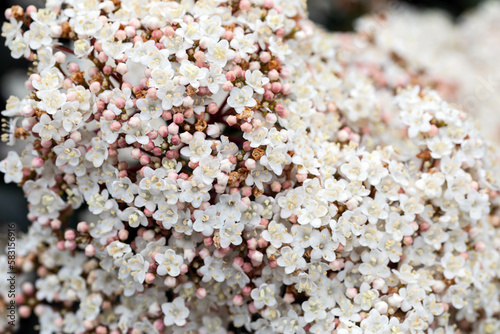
<box><xmin>199</xmin><ymin>248</ymin><xmax>211</xmax><ymax>259</ymax></box>
<box><xmin>222</xmin><ymin>81</ymin><xmax>234</xmax><ymax>91</ymax></box>
<box><xmin>226</xmin><ymin>115</ymin><xmax>238</xmax><ymax>126</ymax></box>
<box><xmin>240</xmin><ymin>122</ymin><xmax>253</xmax><ymax>132</ymax></box>
<box><xmin>268</xmin><ymin>69</ymin><xmax>280</xmax><ymax>81</ymax></box>
<box><xmin>97</xmin><ymin>51</ymin><xmax>109</xmax><ymax>63</ymax></box>
<box><xmin>131</xmin><ymin>148</ymin><xmax>142</xmax><ymax>159</ymax></box>
<box><xmin>19</xmin><ymin>305</ymin><xmax>31</xmax><ymax>318</ymax></box>
<box><xmin>233</xmin><ymin>294</ymin><xmax>244</xmax><ymax>306</ymax></box>
<box><xmin>251</xmin><ymin>251</ymin><xmax>263</xmax><ymax>263</ymax></box>
<box><xmin>68</xmin><ymin>62</ymin><xmax>80</xmax><ymax>73</ymax></box>
<box><xmin>144</xmin><ymin>273</ymin><xmax>155</xmax><ymax>284</ymax></box>
<box><xmin>329</xmin><ymin>260</ymin><xmax>343</xmax><ymax>271</ymax></box>
<box><xmin>144</xmin><ymin>208</ymin><xmax>153</xmax><ymax>217</ymax></box>
<box><xmin>102</xmin><ymin>109</ymin><xmax>115</xmax><ymax>121</ymax></box>
<box><xmin>31</xmin><ymin>157</ymin><xmax>44</xmax><ymax>168</ymax></box>
<box><xmin>345</xmin><ymin>198</ymin><xmax>359</xmax><ymax>210</ymax></box>
<box><xmin>64</xmin><ymin>230</ymin><xmax>76</xmax><ymax>241</ymax></box>
<box><xmin>225</xmin><ymin>71</ymin><xmax>237</xmax><ymax>82</ymax></box>
<box><xmin>470</xmin><ymin>181</ymin><xmax>479</xmax><ymax>190</ymax></box>
<box><xmin>77</xmin><ymin>222</ymin><xmax>89</xmax><ymax>233</ymax></box>
<box><xmin>143</xmin><ymin>140</ymin><xmax>155</xmax><ymax>151</ymax></box>
<box><xmin>372</xmin><ymin>278</ymin><xmax>385</xmax><ymax>290</ymax></box>
<box><xmin>263</xmin><ymin>90</ymin><xmax>274</xmax><ymax>101</ymax></box>
<box><xmin>40</xmin><ymin>139</ymin><xmax>52</xmax><ymax>148</ymax></box>
<box><xmin>51</xmin><ymin>219</ymin><xmax>62</xmax><ymax>230</ymax></box>
<box><xmin>276</xmin><ymin>28</ymin><xmax>286</xmax><ymax>37</ymax></box>
<box><xmin>188</xmin><ymin>161</ymin><xmax>199</xmax><ymax>169</ymax></box>
<box><xmin>269</xmin><ymin>181</ymin><xmax>281</xmax><ymax>192</ymax></box>
<box><xmin>152</xmin><ymin>147</ymin><xmax>162</xmax><ymax>156</ymax></box>
<box><xmin>257</xmin><ymin>236</ymin><xmax>268</xmax><ymax>248</ymax></box>
<box><xmin>248</xmin><ymin>302</ymin><xmax>258</xmax><ymax>314</ymax></box>
<box><xmin>242</xmin><ymin>262</ymin><xmax>252</xmax><ymax>273</ymax></box>
<box><xmin>475</xmin><ymin>241</ymin><xmax>486</xmax><ymax>252</ymax></box>
<box><xmin>170</xmin><ymin>135</ymin><xmax>181</xmax><ymax>145</ymax></box>
<box><xmin>103</xmin><ymin>65</ymin><xmax>113</xmax><ymax>75</ymax></box>
<box><xmin>282</xmin><ymin>83</ymin><xmax>291</xmax><ymax>95</ymax></box>
<box><xmin>460</xmin><ymin>252</ymin><xmax>468</xmax><ymax>260</ymax></box>
<box><xmin>271</xmin><ymin>82</ymin><xmax>282</xmax><ymax>94</ymax></box>
<box><xmin>173</xmin><ymin>113</ymin><xmax>184</xmax><ymax>124</ymax></box>
<box><xmin>296</xmin><ymin>173</ymin><xmax>307</xmax><ymax>183</ymax></box>
<box><xmin>346</xmin><ymin>287</ymin><xmax>358</xmax><ymax>299</ymax></box>
<box><xmin>194</xmin><ymin>50</ymin><xmax>206</xmax><ymax>62</ymax></box>
<box><xmin>196</xmin><ymin>287</ymin><xmax>207</xmax><ymax>299</ymax></box>
<box><xmin>65</xmin><ymin>240</ymin><xmax>77</xmax><ymax>251</ymax></box>
<box><xmin>203</xmin><ymin>103</ymin><xmax>218</xmax><ymax>116</ymax></box>
<box><xmin>118</xmin><ymin>229</ymin><xmax>129</xmax><ymax>241</ymax></box>
<box><xmin>21</xmin><ymin>105</ymin><xmax>35</xmax><ymax>117</ymax></box>
<box><xmin>168</xmin><ymin>123</ymin><xmax>179</xmax><ymax>135</ymax></box>
<box><xmin>114</xmin><ymin>97</ymin><xmax>126</xmax><ymax>109</ymax></box>
<box><xmin>109</xmin><ymin>121</ymin><xmax>121</xmax><ymax>132</ymax></box>
<box><xmin>124</xmin><ymin>26</ymin><xmax>136</xmax><ymax>38</ymax></box>
<box><xmin>403</xmin><ymin>236</ymin><xmax>413</xmax><ymax>245</ymax></box>
<box><xmin>202</xmin><ymin>237</ymin><xmax>213</xmax><ymax>248</ymax></box>
<box><xmin>56</xmin><ymin>241</ymin><xmax>65</xmax><ymax>250</ymax></box>
<box><xmin>420</xmin><ymin>221</ymin><xmax>430</xmax><ymax>232</ymax></box>
<box><xmin>337</xmin><ymin>129</ymin><xmax>349</xmax><ymax>142</ymax></box>
<box><xmin>96</xmin><ymin>326</ymin><xmax>107</xmax><ymax>334</ymax></box>
<box><xmin>264</xmin><ymin>0</ymin><xmax>274</xmax><ymax>8</ymax></box>
<box><xmin>139</xmin><ymin>155</ymin><xmax>150</xmax><ymax>166</ymax></box>
<box><xmin>116</xmin><ymin>63</ymin><xmax>128</xmax><ymax>75</ymax></box>
<box><xmin>157</xmin><ymin>125</ymin><xmax>169</xmax><ymax>137</ymax></box>
<box><xmin>117</xmin><ymin>170</ymin><xmax>128</xmax><ymax>178</ymax></box>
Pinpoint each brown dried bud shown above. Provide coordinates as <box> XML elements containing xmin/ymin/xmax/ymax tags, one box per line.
<box><xmin>61</xmin><ymin>22</ymin><xmax>72</xmax><ymax>38</ymax></box>
<box><xmin>11</xmin><ymin>6</ymin><xmax>24</xmax><ymax>20</ymax></box>
<box><xmin>228</xmin><ymin>171</ymin><xmax>239</xmax><ymax>186</ymax></box>
<box><xmin>251</xmin><ymin>147</ymin><xmax>265</xmax><ymax>160</ymax></box>
<box><xmin>14</xmin><ymin>127</ymin><xmax>29</xmax><ymax>140</ymax></box>
<box><xmin>70</xmin><ymin>71</ymin><xmax>86</xmax><ymax>86</ymax></box>
<box><xmin>252</xmin><ymin>187</ymin><xmax>264</xmax><ymax>198</ymax></box>
<box><xmin>194</xmin><ymin>117</ymin><xmax>207</xmax><ymax>132</ymax></box>
<box><xmin>269</xmin><ymin>60</ymin><xmax>281</xmax><ymax>71</ymax></box>
<box><xmin>416</xmin><ymin>149</ymin><xmax>432</xmax><ymax>161</ymax></box>
<box><xmin>135</xmin><ymin>90</ymin><xmax>148</xmax><ymax>99</ymax></box>
<box><xmin>187</xmin><ymin>85</ymin><xmax>198</xmax><ymax>96</ymax></box>
<box><xmin>89</xmin><ymin>72</ymin><xmax>104</xmax><ymax>85</ymax></box>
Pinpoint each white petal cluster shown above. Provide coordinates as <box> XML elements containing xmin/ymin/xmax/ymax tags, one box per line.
<box><xmin>1</xmin><ymin>1</ymin><xmax>500</xmax><ymax>334</ymax></box>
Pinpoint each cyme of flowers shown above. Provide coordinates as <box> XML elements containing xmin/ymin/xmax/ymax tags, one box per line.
<box><xmin>1</xmin><ymin>1</ymin><xmax>500</xmax><ymax>334</ymax></box>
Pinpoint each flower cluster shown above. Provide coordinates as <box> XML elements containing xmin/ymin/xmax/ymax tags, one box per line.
<box><xmin>1</xmin><ymin>1</ymin><xmax>500</xmax><ymax>334</ymax></box>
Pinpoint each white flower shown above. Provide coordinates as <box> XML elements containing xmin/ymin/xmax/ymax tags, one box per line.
<box><xmin>180</xmin><ymin>131</ymin><xmax>212</xmax><ymax>163</ymax></box>
<box><xmin>206</xmin><ymin>39</ymin><xmax>235</xmax><ymax>67</ymax></box>
<box><xmin>74</xmin><ymin>39</ymin><xmax>94</xmax><ymax>58</ymax></box>
<box><xmin>227</xmin><ymin>86</ymin><xmax>256</xmax><ymax>113</ymax></box>
<box><xmin>193</xmin><ymin>205</ymin><xmax>223</xmax><ymax>236</ymax></box>
<box><xmin>261</xmin><ymin>221</ymin><xmax>293</xmax><ymax>248</ymax></box>
<box><xmin>32</xmin><ymin>113</ymin><xmax>64</xmax><ymax>141</ymax></box>
<box><xmin>219</xmin><ymin>220</ymin><xmax>244</xmax><ymax>248</ymax></box>
<box><xmin>85</xmin><ymin>137</ymin><xmax>109</xmax><ymax>168</ymax></box>
<box><xmin>161</xmin><ymin>297</ymin><xmax>190</xmax><ymax>326</ymax></box>
<box><xmin>25</xmin><ymin>22</ymin><xmax>52</xmax><ymax>50</ymax></box>
<box><xmin>106</xmin><ymin>241</ymin><xmax>132</xmax><ymax>259</ymax></box>
<box><xmin>179</xmin><ymin>60</ymin><xmax>208</xmax><ymax>89</ymax></box>
<box><xmin>0</xmin><ymin>151</ymin><xmax>23</xmax><ymax>183</ymax></box>
<box><xmin>277</xmin><ymin>246</ymin><xmax>306</xmax><ymax>274</ymax></box>
<box><xmin>155</xmin><ymin>249</ymin><xmax>183</xmax><ymax>276</ymax></box>
<box><xmin>340</xmin><ymin>156</ymin><xmax>369</xmax><ymax>181</ymax></box>
<box><xmin>251</xmin><ymin>284</ymin><xmax>277</xmax><ymax>309</ymax></box>
<box><xmin>119</xmin><ymin>207</ymin><xmax>148</xmax><ymax>228</ymax></box>
<box><xmin>53</xmin><ymin>139</ymin><xmax>81</xmax><ymax>167</ymax></box>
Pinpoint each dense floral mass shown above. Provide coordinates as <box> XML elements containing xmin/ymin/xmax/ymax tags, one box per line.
<box><xmin>1</xmin><ymin>0</ymin><xmax>500</xmax><ymax>333</ymax></box>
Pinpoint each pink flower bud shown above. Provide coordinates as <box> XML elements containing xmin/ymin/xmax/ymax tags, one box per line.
<box><xmin>226</xmin><ymin>115</ymin><xmax>238</xmax><ymax>126</ymax></box>
<box><xmin>222</xmin><ymin>81</ymin><xmax>234</xmax><ymax>91</ymax></box>
<box><xmin>196</xmin><ymin>287</ymin><xmax>207</xmax><ymax>299</ymax></box>
<box><xmin>64</xmin><ymin>230</ymin><xmax>76</xmax><ymax>241</ymax></box>
<box><xmin>77</xmin><ymin>222</ymin><xmax>89</xmax><ymax>233</ymax></box>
